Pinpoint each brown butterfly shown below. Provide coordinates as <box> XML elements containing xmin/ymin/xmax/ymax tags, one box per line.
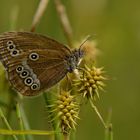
<box><xmin>0</xmin><ymin>32</ymin><xmax>84</xmax><ymax>96</ymax></box>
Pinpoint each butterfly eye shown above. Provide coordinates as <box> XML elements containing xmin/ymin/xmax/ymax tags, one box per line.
<box><xmin>10</xmin><ymin>49</ymin><xmax>19</xmax><ymax>57</ymax></box>
<box><xmin>24</xmin><ymin>77</ymin><xmax>33</xmax><ymax>86</ymax></box>
<box><xmin>16</xmin><ymin>65</ymin><xmax>24</xmax><ymax>73</ymax></box>
<box><xmin>31</xmin><ymin>83</ymin><xmax>39</xmax><ymax>90</ymax></box>
<box><xmin>7</xmin><ymin>44</ymin><xmax>16</xmax><ymax>51</ymax></box>
<box><xmin>7</xmin><ymin>40</ymin><xmax>14</xmax><ymax>45</ymax></box>
<box><xmin>20</xmin><ymin>70</ymin><xmax>29</xmax><ymax>78</ymax></box>
<box><xmin>29</xmin><ymin>52</ymin><xmax>39</xmax><ymax>61</ymax></box>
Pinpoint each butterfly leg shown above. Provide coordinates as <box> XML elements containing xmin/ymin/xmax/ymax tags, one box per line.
<box><xmin>65</xmin><ymin>74</ymin><xmax>72</xmax><ymax>90</ymax></box>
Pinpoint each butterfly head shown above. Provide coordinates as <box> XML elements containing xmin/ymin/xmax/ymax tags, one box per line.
<box><xmin>72</xmin><ymin>48</ymin><xmax>84</xmax><ymax>62</ymax></box>
<box><xmin>66</xmin><ymin>48</ymin><xmax>84</xmax><ymax>73</ymax></box>
<box><xmin>65</xmin><ymin>35</ymin><xmax>91</xmax><ymax>73</ymax></box>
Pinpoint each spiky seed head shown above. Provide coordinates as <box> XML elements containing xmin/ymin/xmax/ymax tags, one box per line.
<box><xmin>74</xmin><ymin>65</ymin><xmax>107</xmax><ymax>100</ymax></box>
<box><xmin>51</xmin><ymin>90</ymin><xmax>79</xmax><ymax>134</ymax></box>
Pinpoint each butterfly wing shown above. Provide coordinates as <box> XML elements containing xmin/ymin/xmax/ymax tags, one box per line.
<box><xmin>8</xmin><ymin>58</ymin><xmax>67</xmax><ymax>96</ymax></box>
<box><xmin>0</xmin><ymin>32</ymin><xmax>71</xmax><ymax>96</ymax></box>
<box><xmin>0</xmin><ymin>32</ymin><xmax>71</xmax><ymax>68</ymax></box>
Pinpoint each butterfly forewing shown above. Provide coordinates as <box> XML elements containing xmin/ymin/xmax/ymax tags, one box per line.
<box><xmin>0</xmin><ymin>32</ymin><xmax>71</xmax><ymax>96</ymax></box>
<box><xmin>0</xmin><ymin>32</ymin><xmax>71</xmax><ymax>57</ymax></box>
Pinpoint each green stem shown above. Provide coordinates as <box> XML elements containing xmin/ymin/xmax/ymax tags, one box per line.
<box><xmin>0</xmin><ymin>129</ymin><xmax>55</xmax><ymax>135</ymax></box>
<box><xmin>5</xmin><ymin>89</ymin><xmax>16</xmax><ymax>121</ymax></box>
<box><xmin>19</xmin><ymin>101</ymin><xmax>34</xmax><ymax>140</ymax></box>
<box><xmin>16</xmin><ymin>103</ymin><xmax>26</xmax><ymax>140</ymax></box>
<box><xmin>70</xmin><ymin>130</ymin><xmax>76</xmax><ymax>140</ymax></box>
<box><xmin>64</xmin><ymin>133</ymin><xmax>69</xmax><ymax>140</ymax></box>
<box><xmin>89</xmin><ymin>99</ymin><xmax>107</xmax><ymax>128</ymax></box>
<box><xmin>43</xmin><ymin>92</ymin><xmax>62</xmax><ymax>140</ymax></box>
<box><xmin>105</xmin><ymin>109</ymin><xmax>113</xmax><ymax>140</ymax></box>
<box><xmin>105</xmin><ymin>123</ymin><xmax>113</xmax><ymax>140</ymax></box>
<box><xmin>0</xmin><ymin>108</ymin><xmax>18</xmax><ymax>140</ymax></box>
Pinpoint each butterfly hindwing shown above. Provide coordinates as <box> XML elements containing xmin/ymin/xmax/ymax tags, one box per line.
<box><xmin>8</xmin><ymin>60</ymin><xmax>67</xmax><ymax>96</ymax></box>
<box><xmin>0</xmin><ymin>32</ymin><xmax>71</xmax><ymax>96</ymax></box>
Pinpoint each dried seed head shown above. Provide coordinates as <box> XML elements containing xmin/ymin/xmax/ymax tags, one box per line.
<box><xmin>74</xmin><ymin>65</ymin><xmax>107</xmax><ymax>100</ymax></box>
<box><xmin>74</xmin><ymin>39</ymin><xmax>100</xmax><ymax>62</ymax></box>
<box><xmin>51</xmin><ymin>90</ymin><xmax>79</xmax><ymax>134</ymax></box>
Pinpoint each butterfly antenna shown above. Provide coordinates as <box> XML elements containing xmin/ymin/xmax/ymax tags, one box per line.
<box><xmin>79</xmin><ymin>35</ymin><xmax>91</xmax><ymax>50</ymax></box>
<box><xmin>79</xmin><ymin>34</ymin><xmax>97</xmax><ymax>50</ymax></box>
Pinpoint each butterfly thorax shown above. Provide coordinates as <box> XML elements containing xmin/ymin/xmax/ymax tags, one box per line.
<box><xmin>65</xmin><ymin>49</ymin><xmax>84</xmax><ymax>73</ymax></box>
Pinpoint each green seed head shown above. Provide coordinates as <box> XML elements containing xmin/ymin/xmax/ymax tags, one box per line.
<box><xmin>74</xmin><ymin>65</ymin><xmax>107</xmax><ymax>100</ymax></box>
<box><xmin>51</xmin><ymin>90</ymin><xmax>79</xmax><ymax>134</ymax></box>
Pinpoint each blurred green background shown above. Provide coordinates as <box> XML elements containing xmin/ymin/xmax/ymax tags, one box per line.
<box><xmin>0</xmin><ymin>0</ymin><xmax>140</xmax><ymax>140</ymax></box>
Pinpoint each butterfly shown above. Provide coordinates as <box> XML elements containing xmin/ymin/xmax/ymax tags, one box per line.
<box><xmin>0</xmin><ymin>32</ymin><xmax>84</xmax><ymax>96</ymax></box>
